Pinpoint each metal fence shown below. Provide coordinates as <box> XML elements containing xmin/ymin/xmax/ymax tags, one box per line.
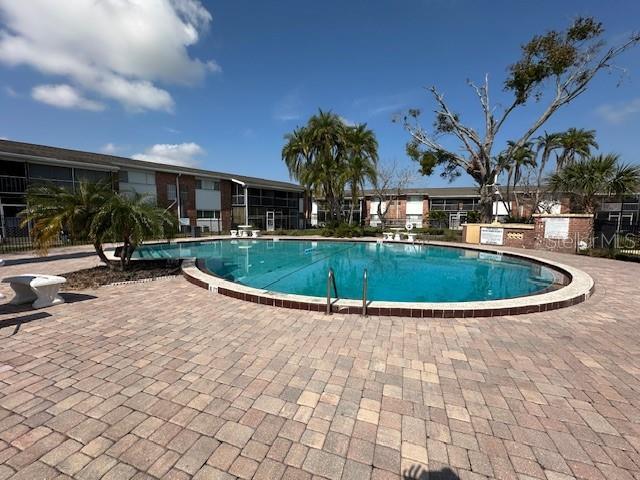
<box><xmin>593</xmin><ymin>219</ymin><xmax>640</xmax><ymax>257</ymax></box>
<box><xmin>0</xmin><ymin>216</ymin><xmax>85</xmax><ymax>254</ymax></box>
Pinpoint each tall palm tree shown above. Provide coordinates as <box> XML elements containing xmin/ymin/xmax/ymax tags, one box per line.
<box><xmin>549</xmin><ymin>154</ymin><xmax>640</xmax><ymax>214</ymax></box>
<box><xmin>282</xmin><ymin>110</ymin><xmax>351</xmax><ymax>224</ymax></box>
<box><xmin>19</xmin><ymin>180</ymin><xmax>113</xmax><ymax>263</ymax></box>
<box><xmin>499</xmin><ymin>141</ymin><xmax>536</xmax><ymax>216</ymax></box>
<box><xmin>282</xmin><ymin>126</ymin><xmax>313</xmax><ymax>183</ymax></box>
<box><xmin>342</xmin><ymin>124</ymin><xmax>378</xmax><ymax>225</ymax></box>
<box><xmin>556</xmin><ymin>128</ymin><xmax>598</xmax><ymax>171</ymax></box>
<box><xmin>505</xmin><ymin>141</ymin><xmax>537</xmax><ymax>190</ymax></box>
<box><xmin>91</xmin><ymin>193</ymin><xmax>178</xmax><ymax>271</ymax></box>
<box><xmin>535</xmin><ymin>131</ymin><xmax>562</xmax><ymax>181</ymax></box>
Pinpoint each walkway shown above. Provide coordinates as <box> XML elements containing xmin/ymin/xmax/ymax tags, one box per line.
<box><xmin>0</xmin><ymin>246</ymin><xmax>638</xmax><ymax>479</ymax></box>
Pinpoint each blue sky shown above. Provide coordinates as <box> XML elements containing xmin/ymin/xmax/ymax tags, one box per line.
<box><xmin>0</xmin><ymin>0</ymin><xmax>638</xmax><ymax>187</ymax></box>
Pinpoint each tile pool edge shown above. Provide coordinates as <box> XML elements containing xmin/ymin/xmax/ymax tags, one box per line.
<box><xmin>179</xmin><ymin>239</ymin><xmax>595</xmax><ymax>318</ymax></box>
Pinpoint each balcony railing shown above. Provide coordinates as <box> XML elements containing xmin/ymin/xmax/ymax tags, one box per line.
<box><xmin>0</xmin><ymin>176</ymin><xmax>27</xmax><ymax>193</ymax></box>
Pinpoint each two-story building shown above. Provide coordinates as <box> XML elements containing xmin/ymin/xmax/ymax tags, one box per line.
<box><xmin>0</xmin><ymin>140</ymin><xmax>306</xmax><ymax>239</ymax></box>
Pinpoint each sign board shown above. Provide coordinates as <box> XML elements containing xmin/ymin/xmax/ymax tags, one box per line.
<box><xmin>544</xmin><ymin>217</ymin><xmax>570</xmax><ymax>240</ymax></box>
<box><xmin>480</xmin><ymin>227</ymin><xmax>504</xmax><ymax>246</ymax></box>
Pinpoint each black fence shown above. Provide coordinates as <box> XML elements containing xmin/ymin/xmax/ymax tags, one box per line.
<box><xmin>593</xmin><ymin>219</ymin><xmax>640</xmax><ymax>256</ymax></box>
<box><xmin>0</xmin><ymin>216</ymin><xmax>225</xmax><ymax>254</ymax></box>
<box><xmin>0</xmin><ymin>216</ymin><xmax>86</xmax><ymax>254</ymax></box>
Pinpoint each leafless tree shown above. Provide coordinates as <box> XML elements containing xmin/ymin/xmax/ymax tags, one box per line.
<box><xmin>370</xmin><ymin>160</ymin><xmax>415</xmax><ymax>228</ymax></box>
<box><xmin>398</xmin><ymin>18</ymin><xmax>639</xmax><ymax>222</ymax></box>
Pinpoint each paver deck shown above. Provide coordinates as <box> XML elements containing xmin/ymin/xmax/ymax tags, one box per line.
<box><xmin>0</xmin><ymin>245</ymin><xmax>638</xmax><ymax>480</ymax></box>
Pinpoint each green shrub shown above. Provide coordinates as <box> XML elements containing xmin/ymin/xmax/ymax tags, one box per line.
<box><xmin>271</xmin><ymin>228</ymin><xmax>322</xmax><ymax>236</ymax></box>
<box><xmin>466</xmin><ymin>210</ymin><xmax>482</xmax><ymax>223</ymax></box>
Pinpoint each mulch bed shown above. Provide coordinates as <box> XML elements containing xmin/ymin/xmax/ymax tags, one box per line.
<box><xmin>62</xmin><ymin>259</ymin><xmax>182</xmax><ymax>290</ymax></box>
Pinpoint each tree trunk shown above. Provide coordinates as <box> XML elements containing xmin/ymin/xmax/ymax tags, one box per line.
<box><xmin>119</xmin><ymin>241</ymin><xmax>129</xmax><ymax>271</ymax></box>
<box><xmin>377</xmin><ymin>200</ymin><xmax>386</xmax><ymax>229</ymax></box>
<box><xmin>93</xmin><ymin>242</ymin><xmax>114</xmax><ymax>270</ymax></box>
<box><xmin>348</xmin><ymin>185</ymin><xmax>357</xmax><ymax>226</ymax></box>
<box><xmin>479</xmin><ymin>184</ymin><xmax>494</xmax><ymax>223</ymax></box>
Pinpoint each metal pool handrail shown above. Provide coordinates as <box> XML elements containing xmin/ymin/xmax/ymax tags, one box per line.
<box><xmin>362</xmin><ymin>269</ymin><xmax>368</xmax><ymax>317</ymax></box>
<box><xmin>326</xmin><ymin>268</ymin><xmax>338</xmax><ymax>315</ymax></box>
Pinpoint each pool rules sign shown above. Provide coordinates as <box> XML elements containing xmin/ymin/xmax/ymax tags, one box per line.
<box><xmin>543</xmin><ymin>217</ymin><xmax>570</xmax><ymax>240</ymax></box>
<box><xmin>480</xmin><ymin>227</ymin><xmax>504</xmax><ymax>246</ymax></box>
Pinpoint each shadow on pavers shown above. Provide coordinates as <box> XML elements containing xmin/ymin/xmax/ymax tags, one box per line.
<box><xmin>0</xmin><ymin>293</ymin><xmax>96</xmax><ymax>334</ymax></box>
<box><xmin>0</xmin><ymin>311</ymin><xmax>51</xmax><ymax>335</ymax></box>
<box><xmin>3</xmin><ymin>250</ymin><xmax>96</xmax><ymax>266</ymax></box>
<box><xmin>404</xmin><ymin>466</ymin><xmax>460</xmax><ymax>480</ymax></box>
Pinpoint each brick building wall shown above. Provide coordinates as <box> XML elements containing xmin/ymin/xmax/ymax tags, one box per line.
<box><xmin>533</xmin><ymin>215</ymin><xmax>594</xmax><ymax>253</ymax></box>
<box><xmin>155</xmin><ymin>172</ymin><xmax>197</xmax><ymax>226</ymax></box>
<box><xmin>422</xmin><ymin>198</ymin><xmax>430</xmax><ymax>223</ymax></box>
<box><xmin>220</xmin><ymin>179</ymin><xmax>233</xmax><ymax>231</ymax></box>
<box><xmin>365</xmin><ymin>197</ymin><xmax>407</xmax><ymax>225</ymax></box>
<box><xmin>502</xmin><ymin>227</ymin><xmax>536</xmax><ymax>249</ymax></box>
<box><xmin>155</xmin><ymin>172</ymin><xmax>176</xmax><ymax>210</ymax></box>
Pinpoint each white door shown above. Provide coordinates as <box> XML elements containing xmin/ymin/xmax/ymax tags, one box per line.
<box><xmin>449</xmin><ymin>213</ymin><xmax>461</xmax><ymax>230</ymax></box>
<box><xmin>266</xmin><ymin>211</ymin><xmax>275</xmax><ymax>232</ymax></box>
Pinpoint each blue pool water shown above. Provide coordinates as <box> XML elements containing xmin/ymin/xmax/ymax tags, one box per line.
<box><xmin>133</xmin><ymin>239</ymin><xmax>559</xmax><ymax>302</ymax></box>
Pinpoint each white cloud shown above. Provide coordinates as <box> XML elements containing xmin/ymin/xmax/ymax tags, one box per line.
<box><xmin>0</xmin><ymin>0</ymin><xmax>218</xmax><ymax>112</ymax></box>
<box><xmin>274</xmin><ymin>90</ymin><xmax>303</xmax><ymax>121</ymax></box>
<box><xmin>133</xmin><ymin>142</ymin><xmax>205</xmax><ymax>167</ymax></box>
<box><xmin>596</xmin><ymin>98</ymin><xmax>640</xmax><ymax>124</ymax></box>
<box><xmin>100</xmin><ymin>143</ymin><xmax>121</xmax><ymax>155</ymax></box>
<box><xmin>339</xmin><ymin>116</ymin><xmax>356</xmax><ymax>127</ymax></box>
<box><xmin>31</xmin><ymin>84</ymin><xmax>105</xmax><ymax>111</ymax></box>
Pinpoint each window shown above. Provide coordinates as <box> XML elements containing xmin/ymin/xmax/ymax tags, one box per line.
<box><xmin>167</xmin><ymin>184</ymin><xmax>177</xmax><ymax>201</ymax></box>
<box><xmin>196</xmin><ymin>179</ymin><xmax>220</xmax><ymax>191</ymax></box>
<box><xmin>197</xmin><ymin>210</ymin><xmax>220</xmax><ymax>219</ymax></box>
<box><xmin>121</xmin><ymin>170</ymin><xmax>155</xmax><ymax>185</ymax></box>
<box><xmin>75</xmin><ymin>169</ymin><xmax>110</xmax><ymax>183</ymax></box>
<box><xmin>29</xmin><ymin>164</ymin><xmax>72</xmax><ymax>181</ymax></box>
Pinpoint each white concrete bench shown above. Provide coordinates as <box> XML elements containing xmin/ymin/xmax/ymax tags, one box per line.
<box><xmin>251</xmin><ymin>230</ymin><xmax>261</xmax><ymax>238</ymax></box>
<box><xmin>406</xmin><ymin>233</ymin><xmax>417</xmax><ymax>242</ymax></box>
<box><xmin>2</xmin><ymin>274</ymin><xmax>66</xmax><ymax>309</ymax></box>
<box><xmin>230</xmin><ymin>230</ymin><xmax>238</xmax><ymax>237</ymax></box>
<box><xmin>382</xmin><ymin>232</ymin><xmax>394</xmax><ymax>241</ymax></box>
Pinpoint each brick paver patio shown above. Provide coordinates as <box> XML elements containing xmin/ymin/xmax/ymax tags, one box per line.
<box><xmin>0</xmin><ymin>246</ymin><xmax>638</xmax><ymax>479</ymax></box>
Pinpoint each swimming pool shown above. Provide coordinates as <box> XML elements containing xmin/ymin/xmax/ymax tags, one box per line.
<box><xmin>133</xmin><ymin>239</ymin><xmax>563</xmax><ymax>302</ymax></box>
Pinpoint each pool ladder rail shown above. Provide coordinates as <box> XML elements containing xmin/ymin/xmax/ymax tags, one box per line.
<box><xmin>326</xmin><ymin>268</ymin><xmax>368</xmax><ymax>317</ymax></box>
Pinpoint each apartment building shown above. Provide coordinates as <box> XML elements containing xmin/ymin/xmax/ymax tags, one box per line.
<box><xmin>0</xmin><ymin>140</ymin><xmax>306</xmax><ymax>237</ymax></box>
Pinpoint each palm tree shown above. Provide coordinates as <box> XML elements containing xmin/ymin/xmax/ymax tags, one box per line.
<box><xmin>556</xmin><ymin>128</ymin><xmax>598</xmax><ymax>171</ymax></box>
<box><xmin>500</xmin><ymin>141</ymin><xmax>537</xmax><ymax>216</ymax></box>
<box><xmin>549</xmin><ymin>154</ymin><xmax>640</xmax><ymax>214</ymax></box>
<box><xmin>535</xmin><ymin>131</ymin><xmax>563</xmax><ymax>181</ymax></box>
<box><xmin>19</xmin><ymin>180</ymin><xmax>113</xmax><ymax>264</ymax></box>
<box><xmin>91</xmin><ymin>193</ymin><xmax>178</xmax><ymax>271</ymax></box>
<box><xmin>342</xmin><ymin>124</ymin><xmax>378</xmax><ymax>225</ymax></box>
<box><xmin>282</xmin><ymin>126</ymin><xmax>313</xmax><ymax>183</ymax></box>
<box><xmin>282</xmin><ymin>110</ymin><xmax>351</xmax><ymax>224</ymax></box>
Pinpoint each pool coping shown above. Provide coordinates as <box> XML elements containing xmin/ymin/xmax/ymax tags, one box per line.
<box><xmin>169</xmin><ymin>237</ymin><xmax>595</xmax><ymax>318</ymax></box>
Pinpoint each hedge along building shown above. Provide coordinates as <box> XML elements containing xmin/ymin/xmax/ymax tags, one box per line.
<box><xmin>0</xmin><ymin>140</ymin><xmax>307</xmax><ymax>237</ymax></box>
